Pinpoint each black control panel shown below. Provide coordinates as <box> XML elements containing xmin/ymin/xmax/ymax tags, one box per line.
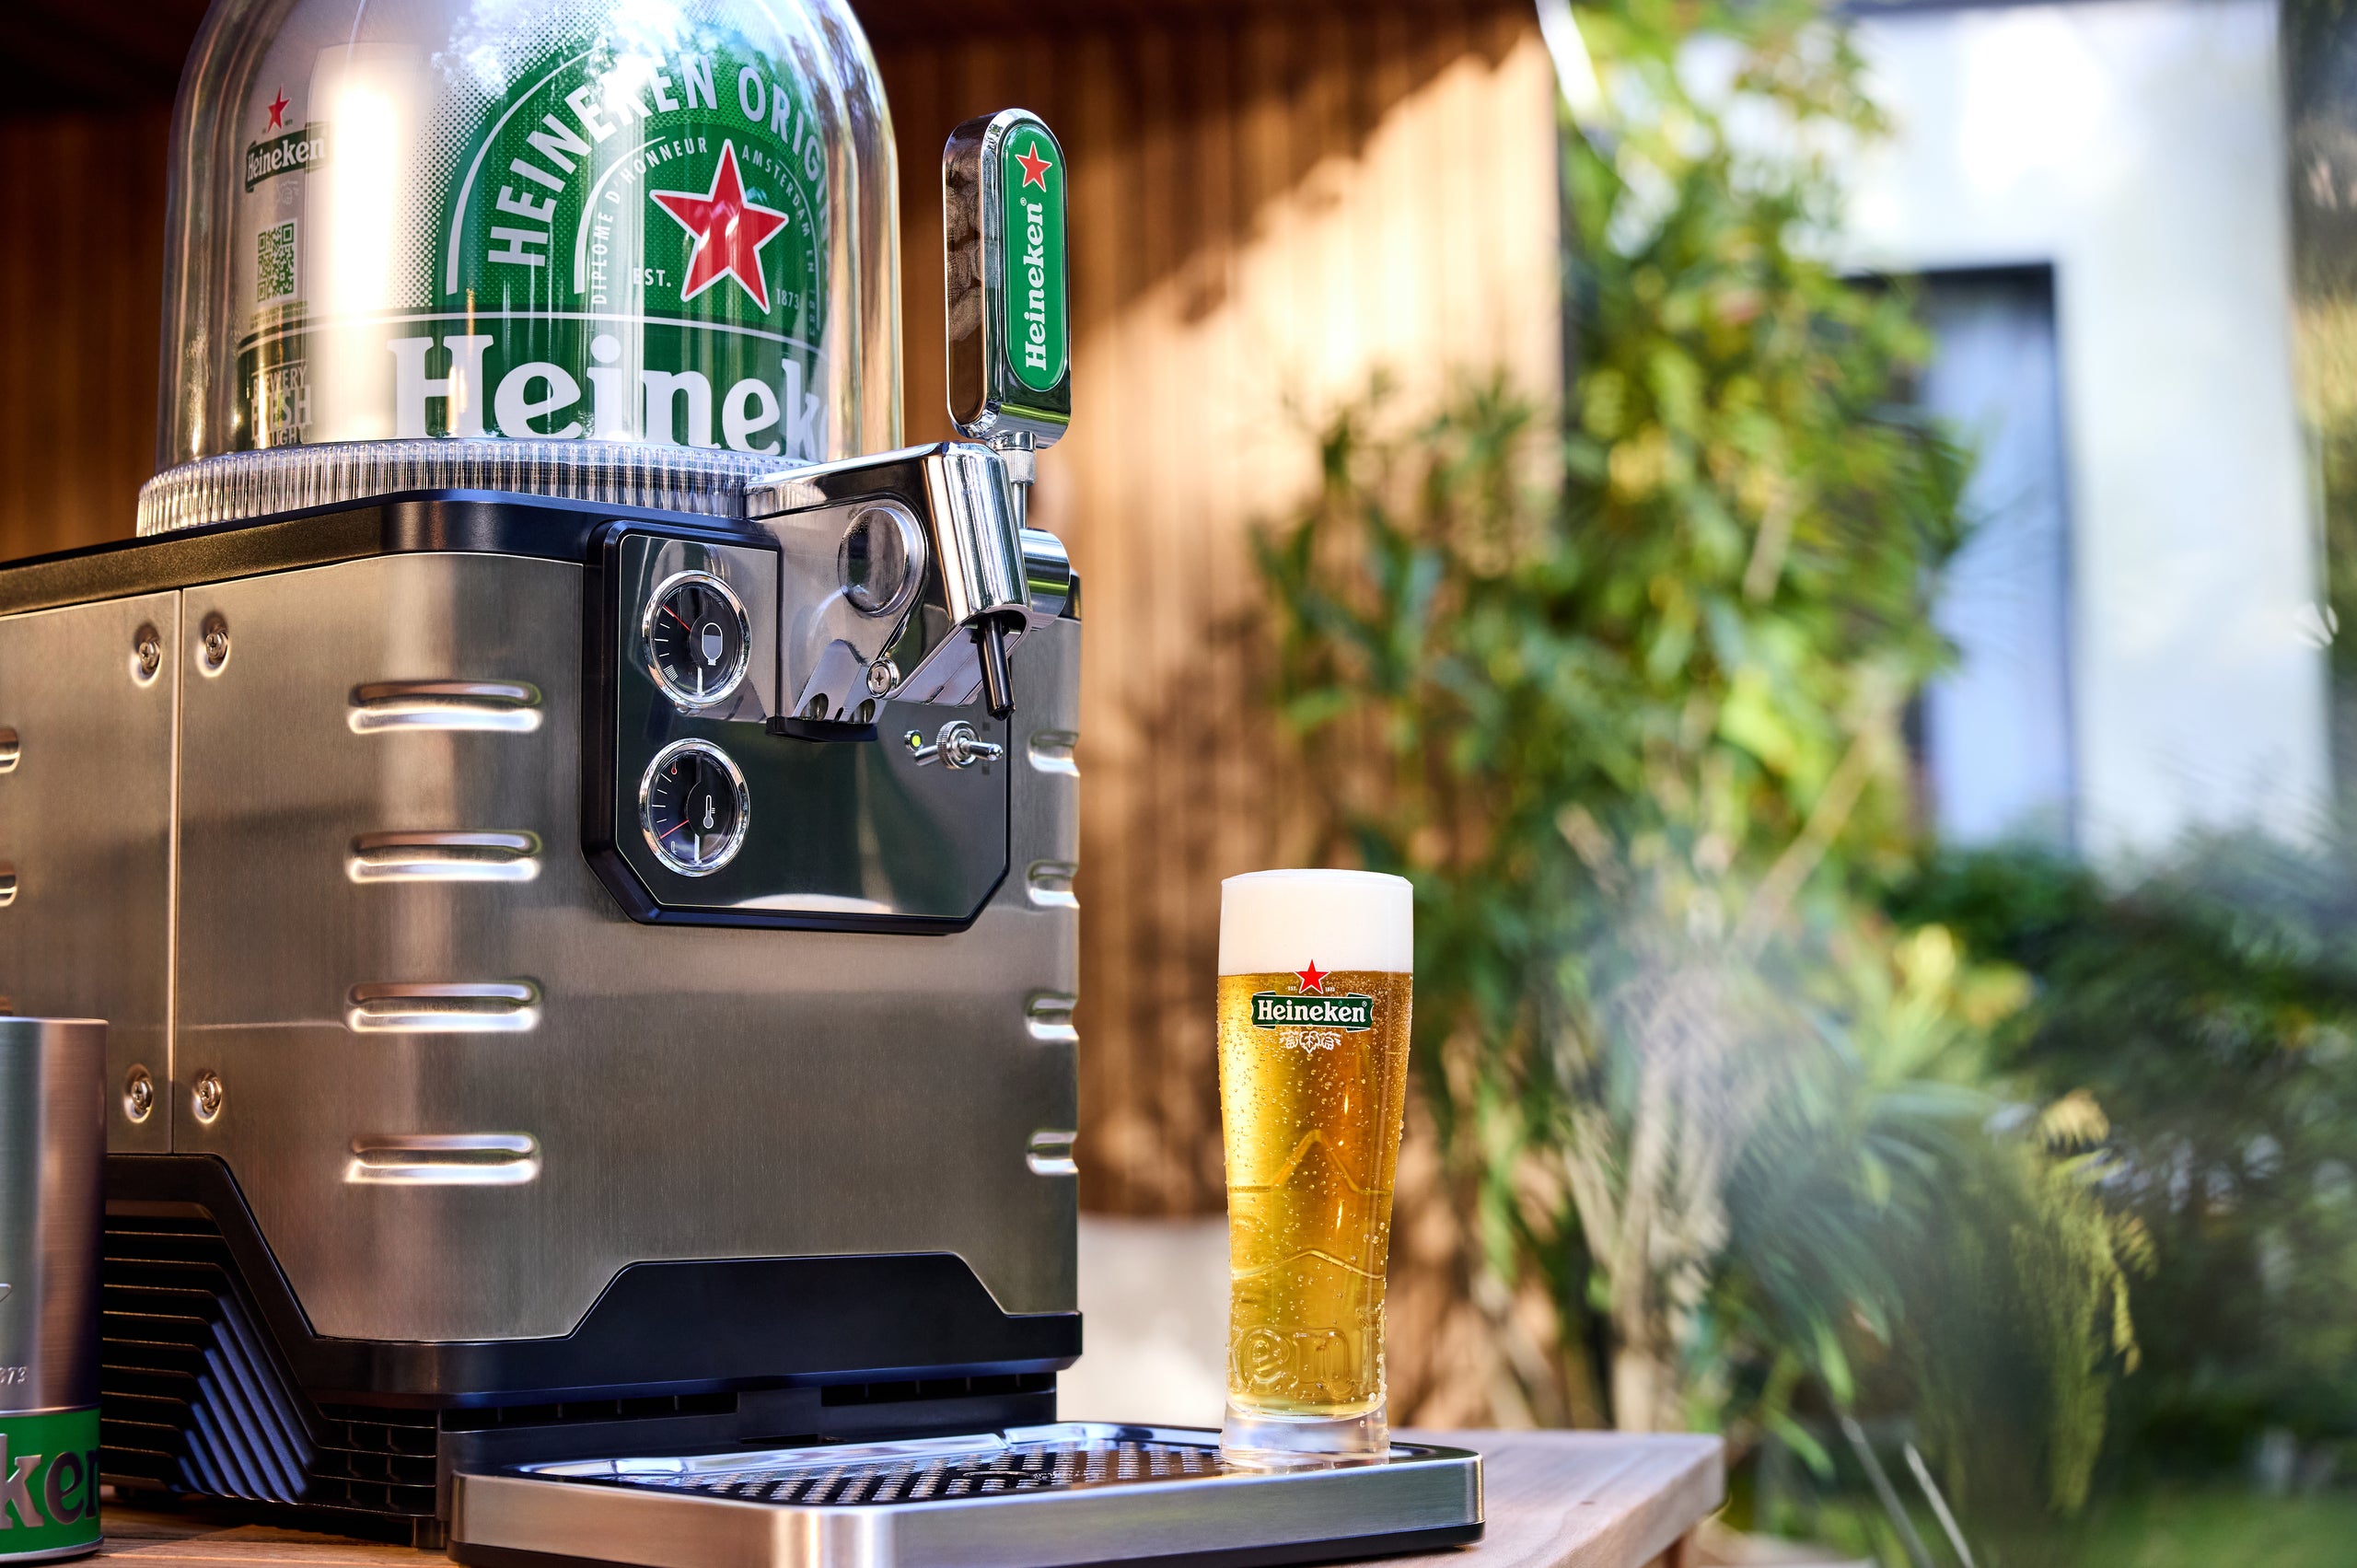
<box><xmin>581</xmin><ymin>520</ymin><xmax>1011</xmax><ymax>931</ymax></box>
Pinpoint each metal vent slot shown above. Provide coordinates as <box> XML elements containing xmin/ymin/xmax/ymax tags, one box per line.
<box><xmin>346</xmin><ymin>981</ymin><xmax>540</xmax><ymax>1033</ymax></box>
<box><xmin>1025</xmin><ymin>993</ymin><xmax>1077</xmax><ymax>1043</ymax></box>
<box><xmin>346</xmin><ymin>1133</ymin><xmax>541</xmax><ymax>1187</ymax></box>
<box><xmin>348</xmin><ymin>831</ymin><xmax>542</xmax><ymax>884</ymax></box>
<box><xmin>348</xmin><ymin>680</ymin><xmax>542</xmax><ymax>734</ymax></box>
<box><xmin>1026</xmin><ymin>1132</ymin><xmax>1077</xmax><ymax>1178</ymax></box>
<box><xmin>0</xmin><ymin>865</ymin><xmax>15</xmax><ymax>908</ymax></box>
<box><xmin>100</xmin><ymin>1213</ymin><xmax>447</xmax><ymax>1517</ymax></box>
<box><xmin>1027</xmin><ymin>731</ymin><xmax>1078</xmax><ymax>775</ymax></box>
<box><xmin>1026</xmin><ymin>861</ymin><xmax>1078</xmax><ymax>909</ymax></box>
<box><xmin>0</xmin><ymin>727</ymin><xmax>17</xmax><ymax>772</ymax></box>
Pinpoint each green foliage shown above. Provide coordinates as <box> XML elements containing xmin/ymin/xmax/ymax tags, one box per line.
<box><xmin>1899</xmin><ymin>841</ymin><xmax>2357</xmax><ymax>1479</ymax></box>
<box><xmin>1250</xmin><ymin>0</ymin><xmax>2146</xmax><ymax>1552</ymax></box>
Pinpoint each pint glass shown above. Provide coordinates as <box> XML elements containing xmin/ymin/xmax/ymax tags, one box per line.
<box><xmin>1217</xmin><ymin>869</ymin><xmax>1412</xmax><ymax>1467</ymax></box>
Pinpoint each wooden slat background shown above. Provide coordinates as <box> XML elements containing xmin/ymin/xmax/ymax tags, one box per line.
<box><xmin>0</xmin><ymin>109</ymin><xmax>172</xmax><ymax>559</ymax></box>
<box><xmin>0</xmin><ymin>5</ymin><xmax>1562</xmax><ymax>1221</ymax></box>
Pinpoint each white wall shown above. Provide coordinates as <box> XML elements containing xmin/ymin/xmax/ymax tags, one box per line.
<box><xmin>1059</xmin><ymin>1214</ymin><xmax>1228</xmax><ymax>1428</ymax></box>
<box><xmin>1848</xmin><ymin>0</ymin><xmax>2331</xmax><ymax>858</ymax></box>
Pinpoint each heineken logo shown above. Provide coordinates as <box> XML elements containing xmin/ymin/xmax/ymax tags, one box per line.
<box><xmin>1251</xmin><ymin>964</ymin><xmax>1375</xmax><ymax>1033</ymax></box>
<box><xmin>999</xmin><ymin>122</ymin><xmax>1068</xmax><ymax>394</ymax></box>
<box><xmin>245</xmin><ymin>122</ymin><xmax>327</xmax><ymax>192</ymax></box>
<box><xmin>0</xmin><ymin>1410</ymin><xmax>100</xmax><ymax>1549</ymax></box>
<box><xmin>651</xmin><ymin>142</ymin><xmax>789</xmax><ymax>311</ymax></box>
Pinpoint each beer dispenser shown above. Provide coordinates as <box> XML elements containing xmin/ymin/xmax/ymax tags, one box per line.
<box><xmin>0</xmin><ymin>2</ymin><xmax>1480</xmax><ymax>1562</ymax></box>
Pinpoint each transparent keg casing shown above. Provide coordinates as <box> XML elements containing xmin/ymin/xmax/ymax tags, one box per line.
<box><xmin>153</xmin><ymin>0</ymin><xmax>900</xmax><ymax>522</ymax></box>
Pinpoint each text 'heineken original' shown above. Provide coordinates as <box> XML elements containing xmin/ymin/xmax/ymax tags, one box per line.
<box><xmin>157</xmin><ymin>0</ymin><xmax>900</xmax><ymax>484</ymax></box>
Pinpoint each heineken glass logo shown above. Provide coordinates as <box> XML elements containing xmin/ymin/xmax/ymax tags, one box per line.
<box><xmin>1000</xmin><ymin>123</ymin><xmax>1068</xmax><ymax>392</ymax></box>
<box><xmin>1252</xmin><ymin>993</ymin><xmax>1376</xmax><ymax>1030</ymax></box>
<box><xmin>1251</xmin><ymin>962</ymin><xmax>1376</xmax><ymax>1033</ymax></box>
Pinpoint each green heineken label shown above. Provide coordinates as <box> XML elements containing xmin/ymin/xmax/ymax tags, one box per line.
<box><xmin>233</xmin><ymin>17</ymin><xmax>833</xmax><ymax>459</ymax></box>
<box><xmin>0</xmin><ymin>1408</ymin><xmax>99</xmax><ymax>1556</ymax></box>
<box><xmin>999</xmin><ymin>123</ymin><xmax>1068</xmax><ymax>393</ymax></box>
<box><xmin>244</xmin><ymin>121</ymin><xmax>327</xmax><ymax>192</ymax></box>
<box><xmin>1251</xmin><ymin>993</ymin><xmax>1376</xmax><ymax>1032</ymax></box>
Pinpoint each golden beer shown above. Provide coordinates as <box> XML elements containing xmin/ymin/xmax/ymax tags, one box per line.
<box><xmin>1217</xmin><ymin>871</ymin><xmax>1413</xmax><ymax>1467</ymax></box>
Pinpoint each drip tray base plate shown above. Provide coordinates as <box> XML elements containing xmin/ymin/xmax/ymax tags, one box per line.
<box><xmin>450</xmin><ymin>1422</ymin><xmax>1483</xmax><ymax>1568</ymax></box>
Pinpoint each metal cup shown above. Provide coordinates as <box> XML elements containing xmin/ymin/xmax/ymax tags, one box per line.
<box><xmin>0</xmin><ymin>1019</ymin><xmax>105</xmax><ymax>1561</ymax></box>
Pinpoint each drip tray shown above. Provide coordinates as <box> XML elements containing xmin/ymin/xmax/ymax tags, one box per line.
<box><xmin>449</xmin><ymin>1422</ymin><xmax>1483</xmax><ymax>1568</ymax></box>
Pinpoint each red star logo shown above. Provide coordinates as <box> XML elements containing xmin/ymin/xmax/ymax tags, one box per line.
<box><xmin>650</xmin><ymin>142</ymin><xmax>790</xmax><ymax>313</ymax></box>
<box><xmin>1294</xmin><ymin>961</ymin><xmax>1329</xmax><ymax>995</ymax></box>
<box><xmin>266</xmin><ymin>90</ymin><xmax>290</xmax><ymax>132</ymax></box>
<box><xmin>1016</xmin><ymin>142</ymin><xmax>1054</xmax><ymax>190</ymax></box>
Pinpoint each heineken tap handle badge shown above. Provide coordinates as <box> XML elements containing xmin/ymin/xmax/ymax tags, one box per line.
<box><xmin>943</xmin><ymin>108</ymin><xmax>1068</xmax><ymax>720</ymax></box>
<box><xmin>944</xmin><ymin>110</ymin><xmax>1071</xmax><ymax>447</ymax></box>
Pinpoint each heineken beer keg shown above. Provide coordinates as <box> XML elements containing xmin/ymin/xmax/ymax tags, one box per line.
<box><xmin>145</xmin><ymin>0</ymin><xmax>899</xmax><ymax>531</ymax></box>
<box><xmin>0</xmin><ymin>1020</ymin><xmax>104</xmax><ymax>1562</ymax></box>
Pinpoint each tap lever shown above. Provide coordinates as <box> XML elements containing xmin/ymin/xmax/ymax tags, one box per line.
<box><xmin>976</xmin><ymin>621</ymin><xmax>1015</xmax><ymax>718</ymax></box>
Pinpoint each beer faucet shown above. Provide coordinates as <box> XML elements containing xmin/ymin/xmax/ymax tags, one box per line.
<box><xmin>747</xmin><ymin>110</ymin><xmax>1070</xmax><ymax>734</ymax></box>
<box><xmin>943</xmin><ymin>109</ymin><xmax>1073</xmax><ymax>718</ymax></box>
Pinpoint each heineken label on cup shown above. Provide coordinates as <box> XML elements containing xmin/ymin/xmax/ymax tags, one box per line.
<box><xmin>234</xmin><ymin>24</ymin><xmax>830</xmax><ymax>457</ymax></box>
<box><xmin>0</xmin><ymin>1409</ymin><xmax>101</xmax><ymax>1558</ymax></box>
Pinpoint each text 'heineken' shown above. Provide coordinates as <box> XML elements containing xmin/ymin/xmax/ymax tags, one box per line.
<box><xmin>159</xmin><ymin>0</ymin><xmax>901</xmax><ymax>469</ymax></box>
<box><xmin>1217</xmin><ymin>870</ymin><xmax>1414</xmax><ymax>1469</ymax></box>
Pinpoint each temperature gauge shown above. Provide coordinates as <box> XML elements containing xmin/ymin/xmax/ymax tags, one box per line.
<box><xmin>644</xmin><ymin>571</ymin><xmax>750</xmax><ymax>709</ymax></box>
<box><xmin>640</xmin><ymin>740</ymin><xmax>750</xmax><ymax>877</ymax></box>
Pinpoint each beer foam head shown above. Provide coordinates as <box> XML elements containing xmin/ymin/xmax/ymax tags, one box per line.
<box><xmin>1219</xmin><ymin>868</ymin><xmax>1412</xmax><ymax>975</ymax></box>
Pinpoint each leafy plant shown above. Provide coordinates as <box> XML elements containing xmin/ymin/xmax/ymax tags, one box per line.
<box><xmin>1251</xmin><ymin>0</ymin><xmax>2144</xmax><ymax>1549</ymax></box>
<box><xmin>1899</xmin><ymin>840</ymin><xmax>2357</xmax><ymax>1482</ymax></box>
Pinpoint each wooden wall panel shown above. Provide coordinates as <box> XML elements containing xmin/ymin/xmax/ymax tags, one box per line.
<box><xmin>0</xmin><ymin>110</ymin><xmax>169</xmax><ymax>559</ymax></box>
<box><xmin>877</xmin><ymin>8</ymin><xmax>1563</xmax><ymax>1215</ymax></box>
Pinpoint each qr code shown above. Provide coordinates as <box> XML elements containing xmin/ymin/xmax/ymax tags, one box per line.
<box><xmin>257</xmin><ymin>221</ymin><xmax>297</xmax><ymax>304</ymax></box>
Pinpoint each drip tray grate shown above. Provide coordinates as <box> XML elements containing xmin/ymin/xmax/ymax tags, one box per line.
<box><xmin>451</xmin><ymin>1422</ymin><xmax>1482</xmax><ymax>1568</ymax></box>
<box><xmin>640</xmin><ymin>1433</ymin><xmax>1228</xmax><ymax>1504</ymax></box>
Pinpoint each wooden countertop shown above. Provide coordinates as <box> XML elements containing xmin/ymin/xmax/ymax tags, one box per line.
<box><xmin>91</xmin><ymin>1431</ymin><xmax>1725</xmax><ymax>1568</ymax></box>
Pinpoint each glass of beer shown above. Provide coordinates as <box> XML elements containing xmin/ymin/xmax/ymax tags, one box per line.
<box><xmin>1217</xmin><ymin>868</ymin><xmax>1413</xmax><ymax>1468</ymax></box>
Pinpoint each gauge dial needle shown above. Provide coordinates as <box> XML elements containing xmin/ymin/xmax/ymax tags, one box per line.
<box><xmin>660</xmin><ymin>818</ymin><xmax>692</xmax><ymax>842</ymax></box>
<box><xmin>664</xmin><ymin>605</ymin><xmax>694</xmax><ymax>632</ymax></box>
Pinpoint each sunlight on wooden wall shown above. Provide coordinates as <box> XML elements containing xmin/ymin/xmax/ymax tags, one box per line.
<box><xmin>0</xmin><ymin>111</ymin><xmax>168</xmax><ymax>561</ymax></box>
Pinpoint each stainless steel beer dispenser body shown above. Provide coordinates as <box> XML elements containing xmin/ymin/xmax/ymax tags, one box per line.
<box><xmin>0</xmin><ymin>460</ymin><xmax>1082</xmax><ymax>1535</ymax></box>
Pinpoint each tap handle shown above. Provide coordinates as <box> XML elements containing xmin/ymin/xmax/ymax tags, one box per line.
<box><xmin>944</xmin><ymin>110</ymin><xmax>1071</xmax><ymax>449</ymax></box>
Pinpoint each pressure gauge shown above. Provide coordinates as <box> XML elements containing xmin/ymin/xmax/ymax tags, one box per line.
<box><xmin>640</xmin><ymin>740</ymin><xmax>750</xmax><ymax>877</ymax></box>
<box><xmin>644</xmin><ymin>571</ymin><xmax>751</xmax><ymax>709</ymax></box>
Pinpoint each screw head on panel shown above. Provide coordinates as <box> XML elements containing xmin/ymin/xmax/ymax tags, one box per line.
<box><xmin>865</xmin><ymin>657</ymin><xmax>899</xmax><ymax>697</ymax></box>
<box><xmin>198</xmin><ymin>613</ymin><xmax>231</xmax><ymax>675</ymax></box>
<box><xmin>132</xmin><ymin>625</ymin><xmax>163</xmax><ymax>684</ymax></box>
<box><xmin>192</xmin><ymin>1071</ymin><xmax>225</xmax><ymax>1123</ymax></box>
<box><xmin>124</xmin><ymin>1066</ymin><xmax>155</xmax><ymax>1123</ymax></box>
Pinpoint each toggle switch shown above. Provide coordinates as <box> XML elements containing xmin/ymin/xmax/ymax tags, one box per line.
<box><xmin>906</xmin><ymin>720</ymin><xmax>1004</xmax><ymax>771</ymax></box>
